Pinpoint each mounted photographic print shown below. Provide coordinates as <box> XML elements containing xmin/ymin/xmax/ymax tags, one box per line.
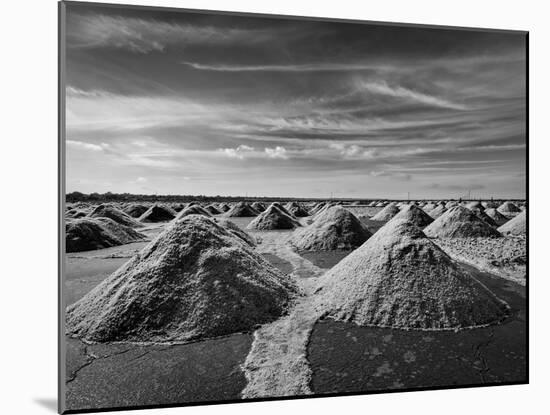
<box><xmin>59</xmin><ymin>1</ymin><xmax>528</xmax><ymax>413</ymax></box>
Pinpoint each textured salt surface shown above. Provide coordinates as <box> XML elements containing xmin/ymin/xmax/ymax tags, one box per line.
<box><xmin>314</xmin><ymin>219</ymin><xmax>509</xmax><ymax>330</ymax></box>
<box><xmin>67</xmin><ymin>216</ymin><xmax>297</xmax><ymax>342</ymax></box>
<box><xmin>241</xmin><ymin>231</ymin><xmax>325</xmax><ymax>398</ymax></box>
<box><xmin>498</xmin><ymin>211</ymin><xmax>526</xmax><ymax>236</ymax></box>
<box><xmin>424</xmin><ymin>206</ymin><xmax>502</xmax><ymax>238</ymax></box>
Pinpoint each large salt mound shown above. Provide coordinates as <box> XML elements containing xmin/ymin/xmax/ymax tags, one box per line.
<box><xmin>176</xmin><ymin>205</ymin><xmax>212</xmax><ymax>220</ymax></box>
<box><xmin>389</xmin><ymin>204</ymin><xmax>433</xmax><ymax>228</ymax></box>
<box><xmin>371</xmin><ymin>203</ymin><xmax>400</xmax><ymax>221</ymax></box>
<box><xmin>485</xmin><ymin>208</ymin><xmax>510</xmax><ymax>226</ymax></box>
<box><xmin>424</xmin><ymin>206</ymin><xmax>502</xmax><ymax>238</ymax></box>
<box><xmin>124</xmin><ymin>204</ymin><xmax>149</xmax><ymax>218</ymax></box>
<box><xmin>66</xmin><ymin>215</ymin><xmax>298</xmax><ymax>342</ymax></box>
<box><xmin>498</xmin><ymin>211</ymin><xmax>526</xmax><ymax>236</ymax></box>
<box><xmin>497</xmin><ymin>201</ymin><xmax>521</xmax><ymax>214</ymax></box>
<box><xmin>246</xmin><ymin>204</ymin><xmax>301</xmax><ymax>230</ymax></box>
<box><xmin>139</xmin><ymin>204</ymin><xmax>176</xmax><ymax>222</ymax></box>
<box><xmin>285</xmin><ymin>202</ymin><xmax>309</xmax><ymax>217</ymax></box>
<box><xmin>314</xmin><ymin>219</ymin><xmax>509</xmax><ymax>330</ymax></box>
<box><xmin>204</xmin><ymin>204</ymin><xmax>220</xmax><ymax>215</ymax></box>
<box><xmin>289</xmin><ymin>206</ymin><xmax>371</xmax><ymax>251</ymax></box>
<box><xmin>66</xmin><ymin>218</ymin><xmax>146</xmax><ymax>253</ymax></box>
<box><xmin>88</xmin><ymin>204</ymin><xmax>142</xmax><ymax>228</ymax></box>
<box><xmin>428</xmin><ymin>204</ymin><xmax>447</xmax><ymax>219</ymax></box>
<box><xmin>224</xmin><ymin>202</ymin><xmax>258</xmax><ymax>217</ymax></box>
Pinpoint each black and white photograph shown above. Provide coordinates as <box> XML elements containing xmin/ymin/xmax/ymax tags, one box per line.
<box><xmin>59</xmin><ymin>1</ymin><xmax>527</xmax><ymax>412</ymax></box>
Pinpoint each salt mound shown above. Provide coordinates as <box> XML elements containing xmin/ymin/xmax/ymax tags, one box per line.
<box><xmin>271</xmin><ymin>202</ymin><xmax>294</xmax><ymax>217</ymax></box>
<box><xmin>218</xmin><ymin>203</ymin><xmax>231</xmax><ymax>212</ymax></box>
<box><xmin>475</xmin><ymin>210</ymin><xmax>498</xmax><ymax>227</ymax></box>
<box><xmin>289</xmin><ymin>206</ymin><xmax>371</xmax><ymax>251</ymax></box>
<box><xmin>389</xmin><ymin>204</ymin><xmax>433</xmax><ymax>228</ymax></box>
<box><xmin>139</xmin><ymin>204</ymin><xmax>176</xmax><ymax>222</ymax></box>
<box><xmin>423</xmin><ymin>203</ymin><xmax>436</xmax><ymax>212</ymax></box>
<box><xmin>309</xmin><ymin>202</ymin><xmax>326</xmax><ymax>215</ymax></box>
<box><xmin>204</xmin><ymin>204</ymin><xmax>220</xmax><ymax>215</ymax></box>
<box><xmin>124</xmin><ymin>204</ymin><xmax>149</xmax><ymax>218</ymax></box>
<box><xmin>371</xmin><ymin>203</ymin><xmax>400</xmax><ymax>221</ymax></box>
<box><xmin>215</xmin><ymin>218</ymin><xmax>256</xmax><ymax>247</ymax></box>
<box><xmin>224</xmin><ymin>202</ymin><xmax>258</xmax><ymax>217</ymax></box>
<box><xmin>424</xmin><ymin>206</ymin><xmax>502</xmax><ymax>238</ymax></box>
<box><xmin>466</xmin><ymin>201</ymin><xmax>484</xmax><ymax>211</ymax></box>
<box><xmin>498</xmin><ymin>211</ymin><xmax>526</xmax><ymax>236</ymax></box>
<box><xmin>485</xmin><ymin>208</ymin><xmax>510</xmax><ymax>226</ymax></box>
<box><xmin>313</xmin><ymin>202</ymin><xmax>336</xmax><ymax>219</ymax></box>
<box><xmin>483</xmin><ymin>201</ymin><xmax>499</xmax><ymax>209</ymax></box>
<box><xmin>428</xmin><ymin>204</ymin><xmax>447</xmax><ymax>219</ymax></box>
<box><xmin>497</xmin><ymin>201</ymin><xmax>521</xmax><ymax>214</ymax></box>
<box><xmin>88</xmin><ymin>204</ymin><xmax>142</xmax><ymax>228</ymax></box>
<box><xmin>251</xmin><ymin>202</ymin><xmax>267</xmax><ymax>212</ymax></box>
<box><xmin>66</xmin><ymin>215</ymin><xmax>298</xmax><ymax>342</ymax></box>
<box><xmin>246</xmin><ymin>204</ymin><xmax>301</xmax><ymax>230</ymax></box>
<box><xmin>285</xmin><ymin>202</ymin><xmax>309</xmax><ymax>217</ymax></box>
<box><xmin>175</xmin><ymin>205</ymin><xmax>212</xmax><ymax>220</ymax></box>
<box><xmin>66</xmin><ymin>217</ymin><xmax>146</xmax><ymax>253</ymax></box>
<box><xmin>314</xmin><ymin>218</ymin><xmax>509</xmax><ymax>330</ymax></box>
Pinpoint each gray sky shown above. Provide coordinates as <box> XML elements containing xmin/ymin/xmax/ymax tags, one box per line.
<box><xmin>65</xmin><ymin>3</ymin><xmax>526</xmax><ymax>199</ymax></box>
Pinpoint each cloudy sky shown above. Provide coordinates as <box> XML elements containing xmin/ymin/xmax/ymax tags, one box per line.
<box><xmin>64</xmin><ymin>3</ymin><xmax>526</xmax><ymax>199</ymax></box>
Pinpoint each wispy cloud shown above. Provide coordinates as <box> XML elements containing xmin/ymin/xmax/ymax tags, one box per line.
<box><xmin>182</xmin><ymin>61</ymin><xmax>390</xmax><ymax>73</ymax></box>
<box><xmin>357</xmin><ymin>80</ymin><xmax>467</xmax><ymax>110</ymax></box>
<box><xmin>67</xmin><ymin>140</ymin><xmax>107</xmax><ymax>152</ymax></box>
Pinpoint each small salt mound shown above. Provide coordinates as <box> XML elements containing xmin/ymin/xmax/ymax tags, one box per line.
<box><xmin>309</xmin><ymin>202</ymin><xmax>326</xmax><ymax>215</ymax></box>
<box><xmin>497</xmin><ymin>201</ymin><xmax>521</xmax><ymax>214</ymax></box>
<box><xmin>218</xmin><ymin>203</ymin><xmax>231</xmax><ymax>212</ymax></box>
<box><xmin>224</xmin><ymin>202</ymin><xmax>259</xmax><ymax>217</ymax></box>
<box><xmin>66</xmin><ymin>217</ymin><xmax>146</xmax><ymax>253</ymax></box>
<box><xmin>466</xmin><ymin>201</ymin><xmax>484</xmax><ymax>211</ymax></box>
<box><xmin>88</xmin><ymin>204</ymin><xmax>142</xmax><ymax>228</ymax></box>
<box><xmin>251</xmin><ymin>202</ymin><xmax>267</xmax><ymax>212</ymax></box>
<box><xmin>176</xmin><ymin>205</ymin><xmax>212</xmax><ymax>220</ymax></box>
<box><xmin>171</xmin><ymin>203</ymin><xmax>186</xmax><ymax>212</ymax></box>
<box><xmin>204</xmin><ymin>204</ymin><xmax>221</xmax><ymax>215</ymax></box>
<box><xmin>285</xmin><ymin>202</ymin><xmax>309</xmax><ymax>217</ymax></box>
<box><xmin>484</xmin><ymin>208</ymin><xmax>510</xmax><ymax>226</ymax></box>
<box><xmin>314</xmin><ymin>218</ymin><xmax>509</xmax><ymax>330</ymax></box>
<box><xmin>483</xmin><ymin>201</ymin><xmax>499</xmax><ymax>209</ymax></box>
<box><xmin>371</xmin><ymin>203</ymin><xmax>400</xmax><ymax>221</ymax></box>
<box><xmin>66</xmin><ymin>215</ymin><xmax>298</xmax><ymax>342</ymax></box>
<box><xmin>375</xmin><ymin>202</ymin><xmax>386</xmax><ymax>207</ymax></box>
<box><xmin>475</xmin><ymin>210</ymin><xmax>498</xmax><ymax>227</ymax></box>
<box><xmin>389</xmin><ymin>204</ymin><xmax>433</xmax><ymax>228</ymax></box>
<box><xmin>215</xmin><ymin>218</ymin><xmax>256</xmax><ymax>247</ymax></box>
<box><xmin>246</xmin><ymin>204</ymin><xmax>302</xmax><ymax>230</ymax></box>
<box><xmin>289</xmin><ymin>206</ymin><xmax>371</xmax><ymax>251</ymax></box>
<box><xmin>498</xmin><ymin>211</ymin><xmax>526</xmax><ymax>236</ymax></box>
<box><xmin>428</xmin><ymin>204</ymin><xmax>447</xmax><ymax>219</ymax></box>
<box><xmin>124</xmin><ymin>204</ymin><xmax>149</xmax><ymax>218</ymax></box>
<box><xmin>423</xmin><ymin>203</ymin><xmax>436</xmax><ymax>212</ymax></box>
<box><xmin>139</xmin><ymin>204</ymin><xmax>176</xmax><ymax>222</ymax></box>
<box><xmin>424</xmin><ymin>206</ymin><xmax>502</xmax><ymax>238</ymax></box>
<box><xmin>271</xmin><ymin>202</ymin><xmax>294</xmax><ymax>217</ymax></box>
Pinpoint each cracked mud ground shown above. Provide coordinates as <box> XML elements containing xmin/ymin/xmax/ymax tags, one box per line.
<box><xmin>63</xmin><ymin>214</ymin><xmax>526</xmax><ymax>411</ymax></box>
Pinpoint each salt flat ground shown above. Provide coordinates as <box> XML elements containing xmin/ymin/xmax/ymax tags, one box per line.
<box><xmin>63</xmin><ymin>206</ymin><xmax>526</xmax><ymax>411</ymax></box>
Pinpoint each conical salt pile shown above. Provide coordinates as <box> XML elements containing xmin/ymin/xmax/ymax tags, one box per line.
<box><xmin>466</xmin><ymin>201</ymin><xmax>484</xmax><ymax>211</ymax></box>
<box><xmin>289</xmin><ymin>206</ymin><xmax>371</xmax><ymax>251</ymax></box>
<box><xmin>423</xmin><ymin>202</ymin><xmax>436</xmax><ymax>212</ymax></box>
<box><xmin>246</xmin><ymin>204</ymin><xmax>301</xmax><ymax>230</ymax></box>
<box><xmin>309</xmin><ymin>202</ymin><xmax>326</xmax><ymax>215</ymax></box>
<box><xmin>389</xmin><ymin>204</ymin><xmax>433</xmax><ymax>228</ymax></box>
<box><xmin>175</xmin><ymin>205</ymin><xmax>212</xmax><ymax>220</ymax></box>
<box><xmin>498</xmin><ymin>211</ymin><xmax>526</xmax><ymax>236</ymax></box>
<box><xmin>424</xmin><ymin>206</ymin><xmax>502</xmax><ymax>238</ymax></box>
<box><xmin>371</xmin><ymin>203</ymin><xmax>400</xmax><ymax>221</ymax></box>
<box><xmin>314</xmin><ymin>218</ymin><xmax>509</xmax><ymax>330</ymax></box>
<box><xmin>66</xmin><ymin>215</ymin><xmax>297</xmax><ymax>342</ymax></box>
<box><xmin>204</xmin><ymin>204</ymin><xmax>221</xmax><ymax>215</ymax></box>
<box><xmin>66</xmin><ymin>217</ymin><xmax>146</xmax><ymax>253</ymax></box>
<box><xmin>251</xmin><ymin>202</ymin><xmax>267</xmax><ymax>212</ymax></box>
<box><xmin>215</xmin><ymin>218</ymin><xmax>256</xmax><ymax>247</ymax></box>
<box><xmin>485</xmin><ymin>208</ymin><xmax>510</xmax><ymax>226</ymax></box>
<box><xmin>428</xmin><ymin>204</ymin><xmax>447</xmax><ymax>219</ymax></box>
<box><xmin>88</xmin><ymin>204</ymin><xmax>143</xmax><ymax>228</ymax></box>
<box><xmin>218</xmin><ymin>203</ymin><xmax>230</xmax><ymax>212</ymax></box>
<box><xmin>124</xmin><ymin>204</ymin><xmax>149</xmax><ymax>218</ymax></box>
<box><xmin>475</xmin><ymin>210</ymin><xmax>498</xmax><ymax>227</ymax></box>
<box><xmin>139</xmin><ymin>204</ymin><xmax>176</xmax><ymax>222</ymax></box>
<box><xmin>497</xmin><ymin>201</ymin><xmax>521</xmax><ymax>215</ymax></box>
<box><xmin>224</xmin><ymin>202</ymin><xmax>259</xmax><ymax>217</ymax></box>
<box><xmin>285</xmin><ymin>202</ymin><xmax>309</xmax><ymax>217</ymax></box>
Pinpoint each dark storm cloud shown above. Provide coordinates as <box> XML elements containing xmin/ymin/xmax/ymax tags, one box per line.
<box><xmin>65</xmin><ymin>3</ymin><xmax>526</xmax><ymax>198</ymax></box>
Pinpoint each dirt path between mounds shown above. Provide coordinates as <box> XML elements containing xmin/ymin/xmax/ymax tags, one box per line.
<box><xmin>241</xmin><ymin>231</ymin><xmax>325</xmax><ymax>398</ymax></box>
